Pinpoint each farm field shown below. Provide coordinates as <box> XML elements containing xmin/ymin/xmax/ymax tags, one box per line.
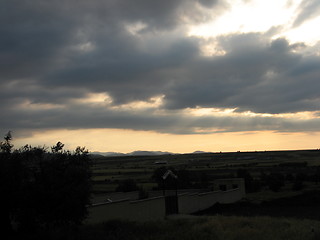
<box><xmin>90</xmin><ymin>149</ymin><xmax>320</xmax><ymax>205</ymax></box>
<box><xmin>83</xmin><ymin>149</ymin><xmax>320</xmax><ymax>240</ymax></box>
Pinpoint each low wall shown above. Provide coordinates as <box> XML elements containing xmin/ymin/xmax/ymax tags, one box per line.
<box><xmin>86</xmin><ymin>184</ymin><xmax>244</xmax><ymax>224</ymax></box>
<box><xmin>87</xmin><ymin>196</ymin><xmax>165</xmax><ymax>224</ymax></box>
<box><xmin>179</xmin><ymin>188</ymin><xmax>243</xmax><ymax>214</ymax></box>
<box><xmin>91</xmin><ymin>191</ymin><xmax>140</xmax><ymax>204</ymax></box>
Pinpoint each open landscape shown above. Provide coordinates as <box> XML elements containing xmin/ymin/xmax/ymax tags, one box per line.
<box><xmin>83</xmin><ymin>149</ymin><xmax>320</xmax><ymax>240</ymax></box>
<box><xmin>3</xmin><ymin>0</ymin><xmax>320</xmax><ymax>239</ymax></box>
<box><xmin>90</xmin><ymin>149</ymin><xmax>320</xmax><ymax>199</ymax></box>
<box><xmin>89</xmin><ymin>150</ymin><xmax>320</xmax><ymax>218</ymax></box>
<box><xmin>22</xmin><ymin>149</ymin><xmax>320</xmax><ymax>239</ymax></box>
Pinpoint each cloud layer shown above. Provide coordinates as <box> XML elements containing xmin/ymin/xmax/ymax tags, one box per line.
<box><xmin>1</xmin><ymin>0</ymin><xmax>320</xmax><ymax>136</ymax></box>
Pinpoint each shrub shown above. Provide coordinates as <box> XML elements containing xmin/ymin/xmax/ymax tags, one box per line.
<box><xmin>0</xmin><ymin>134</ymin><xmax>91</xmax><ymax>235</ymax></box>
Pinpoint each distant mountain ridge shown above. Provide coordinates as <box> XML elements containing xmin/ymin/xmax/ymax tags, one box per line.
<box><xmin>90</xmin><ymin>150</ymin><xmax>173</xmax><ymax>157</ymax></box>
<box><xmin>90</xmin><ymin>150</ymin><xmax>212</xmax><ymax>157</ymax></box>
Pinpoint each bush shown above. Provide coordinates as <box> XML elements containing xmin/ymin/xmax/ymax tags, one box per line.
<box><xmin>0</xmin><ymin>134</ymin><xmax>91</xmax><ymax>235</ymax></box>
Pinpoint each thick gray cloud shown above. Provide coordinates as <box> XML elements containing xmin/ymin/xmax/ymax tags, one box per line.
<box><xmin>1</xmin><ymin>0</ymin><xmax>320</xmax><ymax>136</ymax></box>
<box><xmin>165</xmin><ymin>35</ymin><xmax>320</xmax><ymax>114</ymax></box>
<box><xmin>2</xmin><ymin>97</ymin><xmax>320</xmax><ymax>135</ymax></box>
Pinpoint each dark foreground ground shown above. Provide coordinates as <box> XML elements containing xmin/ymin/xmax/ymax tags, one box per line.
<box><xmin>11</xmin><ymin>191</ymin><xmax>320</xmax><ymax>240</ymax></box>
<box><xmin>18</xmin><ymin>215</ymin><xmax>320</xmax><ymax>240</ymax></box>
<box><xmin>196</xmin><ymin>190</ymin><xmax>320</xmax><ymax>220</ymax></box>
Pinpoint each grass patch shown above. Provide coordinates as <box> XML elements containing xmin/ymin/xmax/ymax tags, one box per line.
<box><xmin>76</xmin><ymin>216</ymin><xmax>320</xmax><ymax>240</ymax></box>
<box><xmin>21</xmin><ymin>214</ymin><xmax>320</xmax><ymax>239</ymax></box>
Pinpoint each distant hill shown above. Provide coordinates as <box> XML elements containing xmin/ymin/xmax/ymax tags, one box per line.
<box><xmin>90</xmin><ymin>150</ymin><xmax>172</xmax><ymax>157</ymax></box>
<box><xmin>90</xmin><ymin>150</ymin><xmax>219</xmax><ymax>157</ymax></box>
<box><xmin>90</xmin><ymin>152</ymin><xmax>126</xmax><ymax>157</ymax></box>
<box><xmin>130</xmin><ymin>151</ymin><xmax>172</xmax><ymax>156</ymax></box>
<box><xmin>191</xmin><ymin>151</ymin><xmax>212</xmax><ymax>154</ymax></box>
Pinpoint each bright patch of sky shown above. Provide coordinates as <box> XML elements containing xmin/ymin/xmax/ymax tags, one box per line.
<box><xmin>189</xmin><ymin>0</ymin><xmax>320</xmax><ymax>45</ymax></box>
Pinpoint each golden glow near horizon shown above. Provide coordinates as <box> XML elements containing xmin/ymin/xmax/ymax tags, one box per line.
<box><xmin>13</xmin><ymin>128</ymin><xmax>320</xmax><ymax>154</ymax></box>
<box><xmin>9</xmin><ymin>100</ymin><xmax>320</xmax><ymax>153</ymax></box>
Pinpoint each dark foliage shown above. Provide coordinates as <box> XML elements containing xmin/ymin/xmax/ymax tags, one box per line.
<box><xmin>0</xmin><ymin>134</ymin><xmax>91</xmax><ymax>236</ymax></box>
<box><xmin>116</xmin><ymin>179</ymin><xmax>139</xmax><ymax>192</ymax></box>
<box><xmin>266</xmin><ymin>173</ymin><xmax>285</xmax><ymax>192</ymax></box>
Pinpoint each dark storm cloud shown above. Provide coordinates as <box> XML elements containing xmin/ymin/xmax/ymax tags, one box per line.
<box><xmin>0</xmin><ymin>1</ymin><xmax>93</xmax><ymax>83</ymax></box>
<box><xmin>292</xmin><ymin>0</ymin><xmax>320</xmax><ymax>27</ymax></box>
<box><xmin>45</xmin><ymin>30</ymin><xmax>200</xmax><ymax>104</ymax></box>
<box><xmin>1</xmin><ymin>0</ymin><xmax>320</xmax><ymax>135</ymax></box>
<box><xmin>0</xmin><ymin>0</ymin><xmax>222</xmax><ymax>102</ymax></box>
<box><xmin>164</xmin><ymin>34</ymin><xmax>320</xmax><ymax>114</ymax></box>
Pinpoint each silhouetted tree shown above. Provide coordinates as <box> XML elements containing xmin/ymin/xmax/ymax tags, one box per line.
<box><xmin>0</xmin><ymin>131</ymin><xmax>15</xmax><ymax>234</ymax></box>
<box><xmin>0</xmin><ymin>135</ymin><xmax>91</xmax><ymax>236</ymax></box>
<box><xmin>51</xmin><ymin>141</ymin><xmax>64</xmax><ymax>153</ymax></box>
<box><xmin>0</xmin><ymin>131</ymin><xmax>13</xmax><ymax>153</ymax></box>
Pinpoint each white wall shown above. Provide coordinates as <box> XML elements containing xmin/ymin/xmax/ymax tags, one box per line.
<box><xmin>86</xmin><ymin>179</ymin><xmax>245</xmax><ymax>224</ymax></box>
<box><xmin>87</xmin><ymin>196</ymin><xmax>166</xmax><ymax>224</ymax></box>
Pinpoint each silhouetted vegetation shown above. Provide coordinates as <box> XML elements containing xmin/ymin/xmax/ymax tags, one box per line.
<box><xmin>115</xmin><ymin>179</ymin><xmax>139</xmax><ymax>192</ymax></box>
<box><xmin>266</xmin><ymin>172</ymin><xmax>285</xmax><ymax>192</ymax></box>
<box><xmin>0</xmin><ymin>132</ymin><xmax>91</xmax><ymax>237</ymax></box>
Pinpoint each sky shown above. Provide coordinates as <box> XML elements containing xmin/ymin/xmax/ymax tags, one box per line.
<box><xmin>1</xmin><ymin>0</ymin><xmax>320</xmax><ymax>153</ymax></box>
